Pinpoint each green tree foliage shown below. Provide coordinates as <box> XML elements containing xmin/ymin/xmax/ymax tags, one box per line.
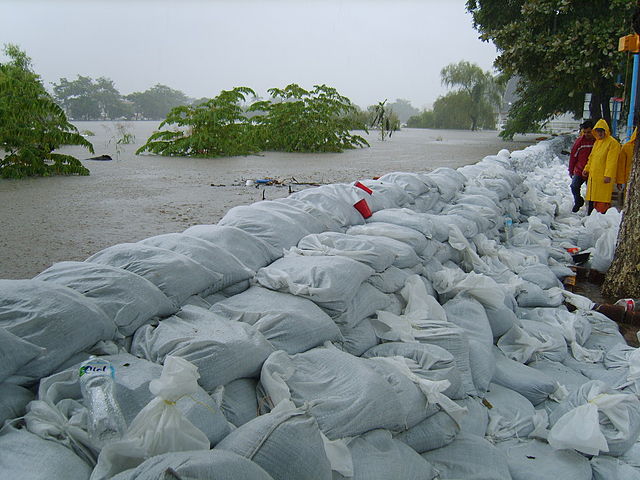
<box><xmin>136</xmin><ymin>87</ymin><xmax>257</xmax><ymax>157</ymax></box>
<box><xmin>387</xmin><ymin>98</ymin><xmax>420</xmax><ymax>123</ymax></box>
<box><xmin>250</xmin><ymin>84</ymin><xmax>369</xmax><ymax>152</ymax></box>
<box><xmin>440</xmin><ymin>60</ymin><xmax>503</xmax><ymax>131</ymax></box>
<box><xmin>127</xmin><ymin>84</ymin><xmax>190</xmax><ymax>120</ymax></box>
<box><xmin>53</xmin><ymin>75</ymin><xmax>131</xmax><ymax>120</ymax></box>
<box><xmin>0</xmin><ymin>44</ymin><xmax>93</xmax><ymax>179</ymax></box>
<box><xmin>466</xmin><ymin>0</ymin><xmax>635</xmax><ymax>138</ymax></box>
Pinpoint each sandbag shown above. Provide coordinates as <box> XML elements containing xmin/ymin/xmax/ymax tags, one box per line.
<box><xmin>347</xmin><ymin>222</ymin><xmax>429</xmax><ymax>254</ymax></box>
<box><xmin>260</xmin><ymin>346</ymin><xmax>405</xmax><ymax>439</ymax></box>
<box><xmin>394</xmin><ymin>409</ymin><xmax>459</xmax><ymax>453</ymax></box>
<box><xmin>484</xmin><ymin>383</ymin><xmax>537</xmax><ymax>441</ymax></box>
<box><xmin>548</xmin><ymin>380</ymin><xmax>640</xmax><ymax>456</ymax></box>
<box><xmin>0</xmin><ymin>326</ymin><xmax>44</xmax><ymax>383</ymax></box>
<box><xmin>421</xmin><ymin>433</ymin><xmax>511</xmax><ymax>480</ymax></box>
<box><xmin>294</xmin><ymin>232</ymin><xmax>396</xmax><ymax>272</ymax></box>
<box><xmin>216</xmin><ymin>401</ymin><xmax>332</xmax><ymax>480</ymax></box>
<box><xmin>36</xmin><ymin>353</ymin><xmax>231</xmax><ymax>448</ymax></box>
<box><xmin>591</xmin><ymin>456</ymin><xmax>640</xmax><ymax>480</ymax></box>
<box><xmin>0</xmin><ymin>383</ymin><xmax>34</xmax><ymax>424</ymax></box>
<box><xmin>131</xmin><ymin>305</ymin><xmax>275</xmax><ymax>391</ymax></box>
<box><xmin>255</xmin><ymin>255</ymin><xmax>374</xmax><ymax>314</ymax></box>
<box><xmin>333</xmin><ymin>282</ymin><xmax>391</xmax><ymax>327</ymax></box>
<box><xmin>368</xmin><ymin>208</ymin><xmax>449</xmax><ymax>242</ymax></box>
<box><xmin>367</xmin><ymin>266</ymin><xmax>411</xmax><ymax>294</ymax></box>
<box><xmin>0</xmin><ymin>423</ymin><xmax>92</xmax><ymax>480</ymax></box>
<box><xmin>210</xmin><ymin>286</ymin><xmax>343</xmax><ymax>354</ymax></box>
<box><xmin>492</xmin><ymin>347</ymin><xmax>557</xmax><ymax>406</ymax></box>
<box><xmin>110</xmin><ymin>449</ymin><xmax>275</xmax><ymax>480</ymax></box>
<box><xmin>290</xmin><ymin>183</ymin><xmax>368</xmax><ymax>227</ymax></box>
<box><xmin>212</xmin><ymin>378</ymin><xmax>259</xmax><ymax>428</ymax></box>
<box><xmin>34</xmin><ymin>261</ymin><xmax>176</xmax><ymax>337</ymax></box>
<box><xmin>518</xmin><ymin>264</ymin><xmax>562</xmax><ymax>290</ymax></box>
<box><xmin>183</xmin><ymin>224</ymin><xmax>281</xmax><ymax>271</ymax></box>
<box><xmin>378</xmin><ymin>172</ymin><xmax>431</xmax><ymax>198</ymax></box>
<box><xmin>86</xmin><ymin>243</ymin><xmax>218</xmax><ymax>306</ymax></box>
<box><xmin>139</xmin><ymin>233</ymin><xmax>254</xmax><ymax>291</ymax></box>
<box><xmin>528</xmin><ymin>359</ymin><xmax>590</xmax><ymax>391</ymax></box>
<box><xmin>338</xmin><ymin>316</ymin><xmax>379</xmax><ymax>356</ymax></box>
<box><xmin>496</xmin><ymin>438</ymin><xmax>592</xmax><ymax>480</ymax></box>
<box><xmin>456</xmin><ymin>396</ymin><xmax>489</xmax><ymax>437</ymax></box>
<box><xmin>516</xmin><ymin>283</ymin><xmax>564</xmax><ymax>308</ymax></box>
<box><xmin>335</xmin><ymin>429</ymin><xmax>437</xmax><ymax>480</ymax></box>
<box><xmin>217</xmin><ymin>202</ymin><xmax>315</xmax><ymax>252</ymax></box>
<box><xmin>356</xmin><ymin>179</ymin><xmax>414</xmax><ymax>210</ymax></box>
<box><xmin>0</xmin><ymin>279</ymin><xmax>116</xmax><ymax>382</ymax></box>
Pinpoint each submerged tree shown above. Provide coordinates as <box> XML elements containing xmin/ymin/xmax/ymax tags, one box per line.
<box><xmin>0</xmin><ymin>44</ymin><xmax>93</xmax><ymax>179</ymax></box>
<box><xmin>370</xmin><ymin>100</ymin><xmax>400</xmax><ymax>141</ymax></box>
<box><xmin>136</xmin><ymin>87</ymin><xmax>258</xmax><ymax>157</ymax></box>
<box><xmin>127</xmin><ymin>84</ymin><xmax>190</xmax><ymax>120</ymax></box>
<box><xmin>250</xmin><ymin>84</ymin><xmax>369</xmax><ymax>152</ymax></box>
<box><xmin>53</xmin><ymin>75</ymin><xmax>131</xmax><ymax>120</ymax></box>
<box><xmin>440</xmin><ymin>60</ymin><xmax>503</xmax><ymax>131</ymax></box>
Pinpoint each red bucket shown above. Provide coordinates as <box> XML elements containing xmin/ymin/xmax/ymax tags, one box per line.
<box><xmin>354</xmin><ymin>181</ymin><xmax>373</xmax><ymax>195</ymax></box>
<box><xmin>353</xmin><ymin>198</ymin><xmax>372</xmax><ymax>219</ymax></box>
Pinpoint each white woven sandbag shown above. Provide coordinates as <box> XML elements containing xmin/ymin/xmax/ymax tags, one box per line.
<box><xmin>333</xmin><ymin>282</ymin><xmax>390</xmax><ymax>327</ymax></box>
<box><xmin>516</xmin><ymin>282</ymin><xmax>564</xmax><ymax>308</ymax></box>
<box><xmin>131</xmin><ymin>305</ymin><xmax>274</xmax><ymax>391</ymax></box>
<box><xmin>528</xmin><ymin>359</ymin><xmax>590</xmax><ymax>391</ymax></box>
<box><xmin>394</xmin><ymin>409</ymin><xmax>459</xmax><ymax>454</ymax></box>
<box><xmin>255</xmin><ymin>255</ymin><xmax>374</xmax><ymax>314</ymax></box>
<box><xmin>368</xmin><ymin>208</ymin><xmax>449</xmax><ymax>242</ymax></box>
<box><xmin>86</xmin><ymin>243</ymin><xmax>218</xmax><ymax>306</ymax></box>
<box><xmin>210</xmin><ymin>286</ymin><xmax>342</xmax><ymax>354</ymax></box>
<box><xmin>422</xmin><ymin>167</ymin><xmax>466</xmax><ymax>202</ymax></box>
<box><xmin>34</xmin><ymin>261</ymin><xmax>176</xmax><ymax>337</ymax></box>
<box><xmin>212</xmin><ymin>378</ymin><xmax>259</xmax><ymax>428</ymax></box>
<box><xmin>496</xmin><ymin>438</ymin><xmax>592</xmax><ymax>480</ymax></box>
<box><xmin>363</xmin><ymin>342</ymin><xmax>465</xmax><ymax>400</ymax></box>
<box><xmin>0</xmin><ymin>383</ymin><xmax>34</xmax><ymax>424</ymax></box>
<box><xmin>456</xmin><ymin>396</ymin><xmax>489</xmax><ymax>437</ymax></box>
<box><xmin>582</xmin><ymin>310</ymin><xmax>627</xmax><ymax>352</ymax></box>
<box><xmin>518</xmin><ymin>264</ymin><xmax>562</xmax><ymax>290</ymax></box>
<box><xmin>293</xmin><ymin>232</ymin><xmax>396</xmax><ymax>272</ymax></box>
<box><xmin>334</xmin><ymin>429</ymin><xmax>437</xmax><ymax>480</ymax></box>
<box><xmin>378</xmin><ymin>172</ymin><xmax>431</xmax><ymax>198</ymax></box>
<box><xmin>274</xmin><ymin>197</ymin><xmax>344</xmax><ymax>233</ymax></box>
<box><xmin>290</xmin><ymin>183</ymin><xmax>367</xmax><ymax>227</ymax></box>
<box><xmin>338</xmin><ymin>316</ymin><xmax>380</xmax><ymax>356</ymax></box>
<box><xmin>110</xmin><ymin>449</ymin><xmax>275</xmax><ymax>480</ymax></box>
<box><xmin>0</xmin><ymin>424</ymin><xmax>92</xmax><ymax>480</ymax></box>
<box><xmin>357</xmin><ymin>179</ymin><xmax>414</xmax><ymax>210</ymax></box>
<box><xmin>139</xmin><ymin>233</ymin><xmax>254</xmax><ymax>291</ymax></box>
<box><xmin>367</xmin><ymin>266</ymin><xmax>412</xmax><ymax>293</ymax></box>
<box><xmin>492</xmin><ymin>347</ymin><xmax>557</xmax><ymax>406</ymax></box>
<box><xmin>215</xmin><ymin>401</ymin><xmax>333</xmax><ymax>480</ymax></box>
<box><xmin>183</xmin><ymin>224</ymin><xmax>281</xmax><ymax>272</ymax></box>
<box><xmin>218</xmin><ymin>202</ymin><xmax>313</xmax><ymax>252</ymax></box>
<box><xmin>0</xmin><ymin>326</ymin><xmax>44</xmax><ymax>383</ymax></box>
<box><xmin>421</xmin><ymin>433</ymin><xmax>511</xmax><ymax>480</ymax></box>
<box><xmin>548</xmin><ymin>380</ymin><xmax>640</xmax><ymax>456</ymax></box>
<box><xmin>443</xmin><ymin>294</ymin><xmax>493</xmax><ymax>350</ymax></box>
<box><xmin>591</xmin><ymin>456</ymin><xmax>640</xmax><ymax>480</ymax></box>
<box><xmin>260</xmin><ymin>346</ymin><xmax>405</xmax><ymax>439</ymax></box>
<box><xmin>347</xmin><ymin>221</ymin><xmax>429</xmax><ymax>254</ymax></box>
<box><xmin>484</xmin><ymin>383</ymin><xmax>537</xmax><ymax>441</ymax></box>
<box><xmin>0</xmin><ymin>279</ymin><xmax>117</xmax><ymax>382</ymax></box>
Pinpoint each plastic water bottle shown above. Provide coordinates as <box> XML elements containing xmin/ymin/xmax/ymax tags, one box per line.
<box><xmin>504</xmin><ymin>216</ymin><xmax>513</xmax><ymax>243</ymax></box>
<box><xmin>79</xmin><ymin>358</ymin><xmax>127</xmax><ymax>447</ymax></box>
<box><xmin>615</xmin><ymin>298</ymin><xmax>638</xmax><ymax>312</ymax></box>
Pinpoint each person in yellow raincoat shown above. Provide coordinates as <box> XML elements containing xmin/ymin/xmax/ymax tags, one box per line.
<box><xmin>582</xmin><ymin>119</ymin><xmax>620</xmax><ymax>214</ymax></box>
<box><xmin>616</xmin><ymin>126</ymin><xmax>636</xmax><ymax>206</ymax></box>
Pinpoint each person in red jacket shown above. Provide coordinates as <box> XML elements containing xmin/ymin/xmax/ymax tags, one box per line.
<box><xmin>568</xmin><ymin>119</ymin><xmax>596</xmax><ymax>212</ymax></box>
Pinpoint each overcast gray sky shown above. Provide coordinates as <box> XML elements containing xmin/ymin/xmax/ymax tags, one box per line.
<box><xmin>2</xmin><ymin>0</ymin><xmax>498</xmax><ymax>110</ymax></box>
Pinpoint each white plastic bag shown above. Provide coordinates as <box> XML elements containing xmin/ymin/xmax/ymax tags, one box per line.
<box><xmin>91</xmin><ymin>356</ymin><xmax>210</xmax><ymax>479</ymax></box>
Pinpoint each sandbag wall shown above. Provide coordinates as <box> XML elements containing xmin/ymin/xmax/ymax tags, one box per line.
<box><xmin>1</xmin><ymin>134</ymin><xmax>638</xmax><ymax>480</ymax></box>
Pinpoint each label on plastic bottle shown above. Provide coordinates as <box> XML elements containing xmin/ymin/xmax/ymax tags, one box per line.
<box><xmin>79</xmin><ymin>359</ymin><xmax>115</xmax><ymax>379</ymax></box>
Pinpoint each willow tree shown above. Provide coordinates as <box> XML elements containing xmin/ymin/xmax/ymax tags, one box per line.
<box><xmin>440</xmin><ymin>60</ymin><xmax>503</xmax><ymax>131</ymax></box>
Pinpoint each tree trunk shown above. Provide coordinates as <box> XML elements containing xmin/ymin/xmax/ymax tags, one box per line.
<box><xmin>603</xmin><ymin>135</ymin><xmax>640</xmax><ymax>298</ymax></box>
<box><xmin>590</xmin><ymin>91</ymin><xmax>603</xmax><ymax>120</ymax></box>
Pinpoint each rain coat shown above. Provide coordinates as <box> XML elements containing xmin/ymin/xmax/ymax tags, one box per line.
<box><xmin>617</xmin><ymin>127</ymin><xmax>636</xmax><ymax>185</ymax></box>
<box><xmin>583</xmin><ymin>119</ymin><xmax>620</xmax><ymax>203</ymax></box>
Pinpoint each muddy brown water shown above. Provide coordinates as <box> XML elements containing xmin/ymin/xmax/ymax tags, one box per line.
<box><xmin>0</xmin><ymin>122</ymin><xmax>540</xmax><ymax>279</ymax></box>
